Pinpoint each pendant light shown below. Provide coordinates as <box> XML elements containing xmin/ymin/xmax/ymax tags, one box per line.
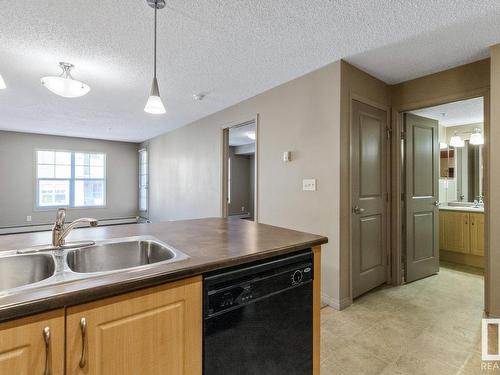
<box><xmin>41</xmin><ymin>62</ymin><xmax>90</xmax><ymax>98</ymax></box>
<box><xmin>469</xmin><ymin>128</ymin><xmax>484</xmax><ymax>145</ymax></box>
<box><xmin>449</xmin><ymin>132</ymin><xmax>464</xmax><ymax>148</ymax></box>
<box><xmin>144</xmin><ymin>0</ymin><xmax>166</xmax><ymax>114</ymax></box>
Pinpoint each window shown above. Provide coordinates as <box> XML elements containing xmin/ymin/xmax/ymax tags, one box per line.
<box><xmin>139</xmin><ymin>149</ymin><xmax>148</xmax><ymax>212</ymax></box>
<box><xmin>36</xmin><ymin>150</ymin><xmax>106</xmax><ymax>208</ymax></box>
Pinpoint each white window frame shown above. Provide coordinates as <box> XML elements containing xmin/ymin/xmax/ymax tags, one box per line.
<box><xmin>34</xmin><ymin>149</ymin><xmax>107</xmax><ymax>210</ymax></box>
<box><xmin>139</xmin><ymin>148</ymin><xmax>148</xmax><ymax>213</ymax></box>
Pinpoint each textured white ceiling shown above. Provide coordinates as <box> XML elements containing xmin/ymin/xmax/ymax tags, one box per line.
<box><xmin>410</xmin><ymin>97</ymin><xmax>484</xmax><ymax>127</ymax></box>
<box><xmin>1</xmin><ymin>1</ymin><xmax>500</xmax><ymax>142</ymax></box>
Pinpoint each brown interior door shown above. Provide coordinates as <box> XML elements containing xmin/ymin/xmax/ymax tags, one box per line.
<box><xmin>351</xmin><ymin>100</ymin><xmax>388</xmax><ymax>298</ymax></box>
<box><xmin>404</xmin><ymin>113</ymin><xmax>440</xmax><ymax>283</ymax></box>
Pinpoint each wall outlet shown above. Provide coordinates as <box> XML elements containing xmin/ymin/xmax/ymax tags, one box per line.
<box><xmin>26</xmin><ymin>215</ymin><xmax>32</xmax><ymax>222</ymax></box>
<box><xmin>302</xmin><ymin>179</ymin><xmax>316</xmax><ymax>191</ymax></box>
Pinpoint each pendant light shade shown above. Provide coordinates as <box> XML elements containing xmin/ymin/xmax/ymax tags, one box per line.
<box><xmin>144</xmin><ymin>0</ymin><xmax>166</xmax><ymax>115</ymax></box>
<box><xmin>449</xmin><ymin>134</ymin><xmax>464</xmax><ymax>148</ymax></box>
<box><xmin>41</xmin><ymin>62</ymin><xmax>90</xmax><ymax>98</ymax></box>
<box><xmin>144</xmin><ymin>77</ymin><xmax>166</xmax><ymax>114</ymax></box>
<box><xmin>469</xmin><ymin>128</ymin><xmax>484</xmax><ymax>145</ymax></box>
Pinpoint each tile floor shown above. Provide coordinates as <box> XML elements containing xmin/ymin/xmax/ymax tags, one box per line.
<box><xmin>320</xmin><ymin>262</ymin><xmax>496</xmax><ymax>374</ymax></box>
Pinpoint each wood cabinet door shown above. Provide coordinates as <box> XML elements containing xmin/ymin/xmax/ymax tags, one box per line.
<box><xmin>0</xmin><ymin>309</ymin><xmax>65</xmax><ymax>375</ymax></box>
<box><xmin>440</xmin><ymin>211</ymin><xmax>470</xmax><ymax>254</ymax></box>
<box><xmin>470</xmin><ymin>213</ymin><xmax>485</xmax><ymax>256</ymax></box>
<box><xmin>66</xmin><ymin>276</ymin><xmax>202</xmax><ymax>375</ymax></box>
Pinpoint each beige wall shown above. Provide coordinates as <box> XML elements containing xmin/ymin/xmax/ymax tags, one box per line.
<box><xmin>338</xmin><ymin>61</ymin><xmax>391</xmax><ymax>307</ymax></box>
<box><xmin>489</xmin><ymin>45</ymin><xmax>500</xmax><ymax>316</ymax></box>
<box><xmin>0</xmin><ymin>131</ymin><xmax>139</xmax><ymax>227</ymax></box>
<box><xmin>147</xmin><ymin>61</ymin><xmax>342</xmax><ymax>304</ymax></box>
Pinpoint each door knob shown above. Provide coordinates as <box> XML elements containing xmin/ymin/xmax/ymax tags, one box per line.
<box><xmin>433</xmin><ymin>201</ymin><xmax>440</xmax><ymax>207</ymax></box>
<box><xmin>352</xmin><ymin>206</ymin><xmax>365</xmax><ymax>214</ymax></box>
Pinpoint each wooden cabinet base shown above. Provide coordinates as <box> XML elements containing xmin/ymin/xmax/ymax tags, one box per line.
<box><xmin>66</xmin><ymin>276</ymin><xmax>202</xmax><ymax>375</ymax></box>
<box><xmin>440</xmin><ymin>250</ymin><xmax>484</xmax><ymax>269</ymax></box>
<box><xmin>0</xmin><ymin>309</ymin><xmax>64</xmax><ymax>375</ymax></box>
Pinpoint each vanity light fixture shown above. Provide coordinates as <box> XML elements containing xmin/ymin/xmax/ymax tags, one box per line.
<box><xmin>469</xmin><ymin>128</ymin><xmax>484</xmax><ymax>145</ymax></box>
<box><xmin>40</xmin><ymin>62</ymin><xmax>90</xmax><ymax>98</ymax></box>
<box><xmin>0</xmin><ymin>74</ymin><xmax>6</xmax><ymax>89</ymax></box>
<box><xmin>144</xmin><ymin>0</ymin><xmax>166</xmax><ymax>115</ymax></box>
<box><xmin>449</xmin><ymin>133</ymin><xmax>464</xmax><ymax>148</ymax></box>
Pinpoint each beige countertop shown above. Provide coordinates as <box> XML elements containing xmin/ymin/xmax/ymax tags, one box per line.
<box><xmin>439</xmin><ymin>205</ymin><xmax>484</xmax><ymax>213</ymax></box>
<box><xmin>0</xmin><ymin>218</ymin><xmax>327</xmax><ymax>322</ymax></box>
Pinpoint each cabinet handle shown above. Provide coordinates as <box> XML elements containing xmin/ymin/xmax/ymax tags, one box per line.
<box><xmin>79</xmin><ymin>318</ymin><xmax>87</xmax><ymax>368</ymax></box>
<box><xmin>43</xmin><ymin>326</ymin><xmax>50</xmax><ymax>375</ymax></box>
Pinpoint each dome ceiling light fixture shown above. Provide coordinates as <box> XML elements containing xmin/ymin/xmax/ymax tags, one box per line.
<box><xmin>40</xmin><ymin>62</ymin><xmax>90</xmax><ymax>98</ymax></box>
<box><xmin>144</xmin><ymin>0</ymin><xmax>166</xmax><ymax>115</ymax></box>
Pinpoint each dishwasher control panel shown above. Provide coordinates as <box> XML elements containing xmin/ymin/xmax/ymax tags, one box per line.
<box><xmin>205</xmin><ymin>256</ymin><xmax>313</xmax><ymax>318</ymax></box>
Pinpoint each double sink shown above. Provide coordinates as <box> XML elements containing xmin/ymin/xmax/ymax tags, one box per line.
<box><xmin>0</xmin><ymin>236</ymin><xmax>189</xmax><ymax>294</ymax></box>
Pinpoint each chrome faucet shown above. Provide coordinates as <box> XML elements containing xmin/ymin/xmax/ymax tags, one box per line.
<box><xmin>52</xmin><ymin>208</ymin><xmax>98</xmax><ymax>247</ymax></box>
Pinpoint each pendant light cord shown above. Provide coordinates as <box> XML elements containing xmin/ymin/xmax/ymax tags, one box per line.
<box><xmin>154</xmin><ymin>1</ymin><xmax>158</xmax><ymax>79</ymax></box>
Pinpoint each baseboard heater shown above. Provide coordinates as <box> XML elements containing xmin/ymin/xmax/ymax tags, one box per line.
<box><xmin>0</xmin><ymin>217</ymin><xmax>141</xmax><ymax>235</ymax></box>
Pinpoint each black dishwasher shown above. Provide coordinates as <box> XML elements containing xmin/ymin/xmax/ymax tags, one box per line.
<box><xmin>203</xmin><ymin>250</ymin><xmax>313</xmax><ymax>375</ymax></box>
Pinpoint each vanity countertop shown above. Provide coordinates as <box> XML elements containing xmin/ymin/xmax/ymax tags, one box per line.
<box><xmin>439</xmin><ymin>205</ymin><xmax>484</xmax><ymax>213</ymax></box>
<box><xmin>0</xmin><ymin>218</ymin><xmax>327</xmax><ymax>322</ymax></box>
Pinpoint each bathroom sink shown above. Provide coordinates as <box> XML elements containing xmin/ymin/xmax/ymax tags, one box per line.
<box><xmin>66</xmin><ymin>238</ymin><xmax>188</xmax><ymax>273</ymax></box>
<box><xmin>0</xmin><ymin>254</ymin><xmax>55</xmax><ymax>290</ymax></box>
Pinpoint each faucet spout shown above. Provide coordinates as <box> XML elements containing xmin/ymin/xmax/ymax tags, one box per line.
<box><xmin>51</xmin><ymin>209</ymin><xmax>98</xmax><ymax>247</ymax></box>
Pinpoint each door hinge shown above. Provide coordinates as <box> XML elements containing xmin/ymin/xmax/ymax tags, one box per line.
<box><xmin>386</xmin><ymin>127</ymin><xmax>392</xmax><ymax>140</ymax></box>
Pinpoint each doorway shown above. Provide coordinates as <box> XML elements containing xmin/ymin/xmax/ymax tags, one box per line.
<box><xmin>401</xmin><ymin>97</ymin><xmax>485</xmax><ymax>286</ymax></box>
<box><xmin>221</xmin><ymin>120</ymin><xmax>258</xmax><ymax>222</ymax></box>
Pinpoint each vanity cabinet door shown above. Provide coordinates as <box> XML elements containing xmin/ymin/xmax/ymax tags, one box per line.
<box><xmin>66</xmin><ymin>276</ymin><xmax>202</xmax><ymax>375</ymax></box>
<box><xmin>0</xmin><ymin>309</ymin><xmax>65</xmax><ymax>375</ymax></box>
<box><xmin>440</xmin><ymin>211</ymin><xmax>470</xmax><ymax>254</ymax></box>
<box><xmin>470</xmin><ymin>213</ymin><xmax>485</xmax><ymax>256</ymax></box>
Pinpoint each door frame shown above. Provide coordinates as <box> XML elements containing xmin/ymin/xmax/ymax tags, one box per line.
<box><xmin>348</xmin><ymin>93</ymin><xmax>392</xmax><ymax>302</ymax></box>
<box><xmin>391</xmin><ymin>88</ymin><xmax>490</xmax><ymax>312</ymax></box>
<box><xmin>220</xmin><ymin>114</ymin><xmax>259</xmax><ymax>222</ymax></box>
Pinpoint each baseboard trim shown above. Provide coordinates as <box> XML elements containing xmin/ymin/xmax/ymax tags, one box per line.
<box><xmin>321</xmin><ymin>294</ymin><xmax>352</xmax><ymax>311</ymax></box>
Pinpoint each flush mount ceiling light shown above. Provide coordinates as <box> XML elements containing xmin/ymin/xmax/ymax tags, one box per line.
<box><xmin>144</xmin><ymin>0</ymin><xmax>166</xmax><ymax>115</ymax></box>
<box><xmin>470</xmin><ymin>128</ymin><xmax>484</xmax><ymax>145</ymax></box>
<box><xmin>449</xmin><ymin>133</ymin><xmax>464</xmax><ymax>148</ymax></box>
<box><xmin>0</xmin><ymin>74</ymin><xmax>6</xmax><ymax>89</ymax></box>
<box><xmin>40</xmin><ymin>62</ymin><xmax>90</xmax><ymax>98</ymax></box>
<box><xmin>246</xmin><ymin>132</ymin><xmax>256</xmax><ymax>140</ymax></box>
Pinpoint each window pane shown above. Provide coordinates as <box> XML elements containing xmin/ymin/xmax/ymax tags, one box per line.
<box><xmin>55</xmin><ymin>165</ymin><xmax>71</xmax><ymax>178</ymax></box>
<box><xmin>75</xmin><ymin>180</ymin><xmax>105</xmax><ymax>207</ymax></box>
<box><xmin>90</xmin><ymin>154</ymin><xmax>104</xmax><ymax>166</ymax></box>
<box><xmin>37</xmin><ymin>151</ymin><xmax>54</xmax><ymax>164</ymax></box>
<box><xmin>74</xmin><ymin>152</ymin><xmax>88</xmax><ymax>166</ymax></box>
<box><xmin>75</xmin><ymin>165</ymin><xmax>90</xmax><ymax>178</ymax></box>
<box><xmin>55</xmin><ymin>151</ymin><xmax>71</xmax><ymax>165</ymax></box>
<box><xmin>38</xmin><ymin>180</ymin><xmax>69</xmax><ymax>207</ymax></box>
<box><xmin>37</xmin><ymin>164</ymin><xmax>55</xmax><ymax>178</ymax></box>
<box><xmin>90</xmin><ymin>166</ymin><xmax>104</xmax><ymax>179</ymax></box>
<box><xmin>139</xmin><ymin>187</ymin><xmax>147</xmax><ymax>211</ymax></box>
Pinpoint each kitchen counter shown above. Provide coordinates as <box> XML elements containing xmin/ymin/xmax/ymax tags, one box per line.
<box><xmin>439</xmin><ymin>205</ymin><xmax>484</xmax><ymax>213</ymax></box>
<box><xmin>0</xmin><ymin>218</ymin><xmax>327</xmax><ymax>322</ymax></box>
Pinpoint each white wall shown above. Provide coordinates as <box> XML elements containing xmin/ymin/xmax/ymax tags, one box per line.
<box><xmin>0</xmin><ymin>131</ymin><xmax>139</xmax><ymax>227</ymax></box>
<box><xmin>146</xmin><ymin>61</ymin><xmax>342</xmax><ymax>304</ymax></box>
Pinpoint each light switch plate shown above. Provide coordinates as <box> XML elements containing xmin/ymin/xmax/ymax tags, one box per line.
<box><xmin>26</xmin><ymin>215</ymin><xmax>32</xmax><ymax>222</ymax></box>
<box><xmin>302</xmin><ymin>179</ymin><xmax>316</xmax><ymax>191</ymax></box>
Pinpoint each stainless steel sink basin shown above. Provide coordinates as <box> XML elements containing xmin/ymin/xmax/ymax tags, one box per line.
<box><xmin>66</xmin><ymin>238</ymin><xmax>188</xmax><ymax>273</ymax></box>
<box><xmin>0</xmin><ymin>254</ymin><xmax>55</xmax><ymax>290</ymax></box>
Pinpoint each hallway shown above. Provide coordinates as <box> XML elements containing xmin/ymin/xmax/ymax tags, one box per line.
<box><xmin>321</xmin><ymin>263</ymin><xmax>486</xmax><ymax>374</ymax></box>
